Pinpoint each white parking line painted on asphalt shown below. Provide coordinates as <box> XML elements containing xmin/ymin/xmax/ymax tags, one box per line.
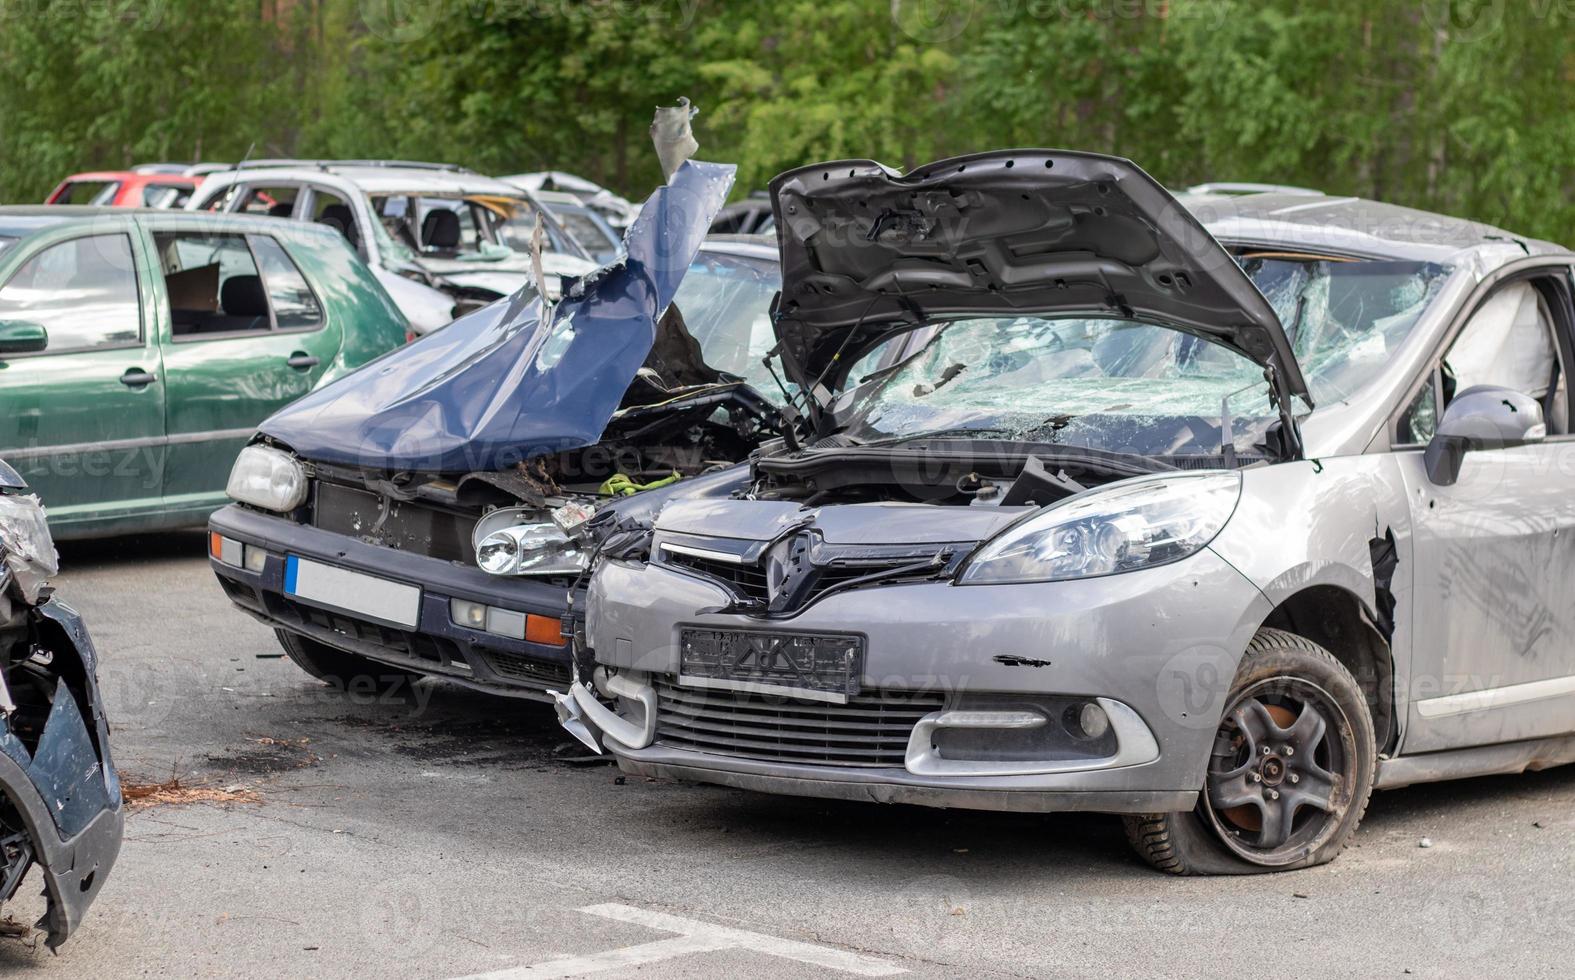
<box><xmin>448</xmin><ymin>902</ymin><xmax>908</xmax><ymax>978</ymax></box>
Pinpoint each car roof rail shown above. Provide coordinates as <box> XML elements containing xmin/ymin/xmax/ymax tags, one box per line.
<box><xmin>241</xmin><ymin>159</ymin><xmax>479</xmax><ymax>174</ymax></box>
<box><xmin>1184</xmin><ymin>182</ymin><xmax>1324</xmax><ymax>197</ymax></box>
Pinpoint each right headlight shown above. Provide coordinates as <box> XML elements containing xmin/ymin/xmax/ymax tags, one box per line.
<box><xmin>225</xmin><ymin>445</ymin><xmax>308</xmax><ymax>513</ymax></box>
<box><xmin>958</xmin><ymin>471</ymin><xmax>1241</xmax><ymax>585</ymax></box>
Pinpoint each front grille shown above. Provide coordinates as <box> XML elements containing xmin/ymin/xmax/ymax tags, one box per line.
<box><xmin>483</xmin><ymin>652</ymin><xmax>571</xmax><ymax>687</ymax></box>
<box><xmin>654</xmin><ymin>680</ymin><xmax>944</xmax><ymax>767</ymax></box>
<box><xmin>663</xmin><ymin>550</ymin><xmax>940</xmax><ymax>609</ymax></box>
<box><xmin>311</xmin><ymin>481</ymin><xmax>478</xmax><ymax>563</ymax></box>
<box><xmin>667</xmin><ymin>552</ymin><xmax>770</xmax><ymax>600</ymax></box>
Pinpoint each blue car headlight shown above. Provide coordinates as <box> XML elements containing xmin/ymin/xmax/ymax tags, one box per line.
<box><xmin>225</xmin><ymin>445</ymin><xmax>308</xmax><ymax>513</ymax></box>
<box><xmin>958</xmin><ymin>471</ymin><xmax>1242</xmax><ymax>585</ymax></box>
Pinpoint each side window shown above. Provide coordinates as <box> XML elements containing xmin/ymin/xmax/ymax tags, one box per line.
<box><xmin>143</xmin><ymin>183</ymin><xmax>192</xmax><ymax>209</ymax></box>
<box><xmin>1398</xmin><ymin>373</ymin><xmax>1439</xmax><ymax>445</ymax></box>
<box><xmin>154</xmin><ymin>232</ymin><xmax>272</xmax><ymax>337</ymax></box>
<box><xmin>54</xmin><ymin>181</ymin><xmax>120</xmax><ymax>205</ymax></box>
<box><xmin>309</xmin><ymin>189</ymin><xmax>360</xmax><ymax>252</ymax></box>
<box><xmin>1399</xmin><ymin>279</ymin><xmax>1569</xmax><ymax>444</ymax></box>
<box><xmin>248</xmin><ymin>235</ymin><xmax>322</xmax><ymax>330</ymax></box>
<box><xmin>0</xmin><ymin>234</ymin><xmax>141</xmax><ymax>353</ymax></box>
<box><xmin>234</xmin><ymin>185</ymin><xmax>299</xmax><ymax>218</ymax></box>
<box><xmin>1445</xmin><ymin>281</ymin><xmax>1566</xmax><ymax>434</ymax></box>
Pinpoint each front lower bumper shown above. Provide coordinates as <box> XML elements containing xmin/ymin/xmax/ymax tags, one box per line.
<box><xmin>208</xmin><ymin>504</ymin><xmax>577</xmax><ymax>698</ymax></box>
<box><xmin>579</xmin><ymin>547</ymin><xmax>1273</xmax><ymax>813</ymax></box>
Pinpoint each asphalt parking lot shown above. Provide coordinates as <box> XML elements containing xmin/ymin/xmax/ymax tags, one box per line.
<box><xmin>0</xmin><ymin>533</ymin><xmax>1567</xmax><ymax>978</ymax></box>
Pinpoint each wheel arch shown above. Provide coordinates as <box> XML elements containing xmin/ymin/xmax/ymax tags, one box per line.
<box><xmin>1257</xmin><ymin>583</ymin><xmax>1396</xmax><ymax>753</ymax></box>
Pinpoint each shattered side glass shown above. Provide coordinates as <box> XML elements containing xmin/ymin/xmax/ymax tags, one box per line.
<box><xmin>838</xmin><ymin>257</ymin><xmax>1453</xmax><ymax>457</ymax></box>
<box><xmin>1247</xmin><ymin>257</ymin><xmax>1453</xmax><ymax>404</ymax></box>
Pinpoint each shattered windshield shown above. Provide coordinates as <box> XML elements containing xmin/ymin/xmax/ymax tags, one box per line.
<box><xmin>839</xmin><ymin>257</ymin><xmax>1452</xmax><ymax>456</ymax></box>
<box><xmin>669</xmin><ymin>250</ymin><xmax>783</xmax><ymax>403</ymax></box>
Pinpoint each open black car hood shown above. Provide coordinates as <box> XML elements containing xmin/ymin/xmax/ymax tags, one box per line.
<box><xmin>769</xmin><ymin>150</ymin><xmax>1308</xmax><ymax>400</ymax></box>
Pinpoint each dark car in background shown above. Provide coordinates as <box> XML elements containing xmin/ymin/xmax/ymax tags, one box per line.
<box><xmin>0</xmin><ymin>458</ymin><xmax>122</xmax><ymax>949</ymax></box>
<box><xmin>0</xmin><ymin>207</ymin><xmax>409</xmax><ymax>539</ymax></box>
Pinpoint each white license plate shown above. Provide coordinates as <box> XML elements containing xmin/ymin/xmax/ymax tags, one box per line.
<box><xmin>284</xmin><ymin>556</ymin><xmax>421</xmax><ymax>629</ymax></box>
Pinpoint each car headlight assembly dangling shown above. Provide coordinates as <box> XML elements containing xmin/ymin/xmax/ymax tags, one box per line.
<box><xmin>473</xmin><ymin>506</ymin><xmax>589</xmax><ymax>577</ymax></box>
<box><xmin>959</xmin><ymin>471</ymin><xmax>1242</xmax><ymax>585</ymax></box>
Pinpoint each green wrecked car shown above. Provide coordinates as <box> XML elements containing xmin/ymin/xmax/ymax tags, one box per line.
<box><xmin>0</xmin><ymin>206</ymin><xmax>409</xmax><ymax>539</ymax></box>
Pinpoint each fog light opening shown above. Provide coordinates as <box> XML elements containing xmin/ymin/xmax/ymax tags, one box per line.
<box><xmin>450</xmin><ymin>598</ymin><xmax>487</xmax><ymax>630</ymax></box>
<box><xmin>1074</xmin><ymin>701</ymin><xmax>1110</xmax><ymax>740</ymax></box>
<box><xmin>241</xmin><ymin>544</ymin><xmax>268</xmax><ymax>573</ymax></box>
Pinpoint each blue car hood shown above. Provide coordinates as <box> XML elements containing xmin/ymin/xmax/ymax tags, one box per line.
<box><xmin>260</xmin><ymin>160</ymin><xmax>737</xmax><ymax>473</ymax></box>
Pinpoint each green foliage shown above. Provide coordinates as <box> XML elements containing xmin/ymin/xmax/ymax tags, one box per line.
<box><xmin>1</xmin><ymin>0</ymin><xmax>1570</xmax><ymax>241</ymax></box>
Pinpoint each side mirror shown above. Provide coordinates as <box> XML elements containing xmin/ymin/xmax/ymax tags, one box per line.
<box><xmin>1424</xmin><ymin>384</ymin><xmax>1546</xmax><ymax>486</ymax></box>
<box><xmin>0</xmin><ymin>320</ymin><xmax>47</xmax><ymax>355</ymax></box>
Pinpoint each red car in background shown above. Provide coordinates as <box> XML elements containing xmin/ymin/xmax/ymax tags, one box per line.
<box><xmin>45</xmin><ymin>171</ymin><xmax>203</xmax><ymax>209</ymax></box>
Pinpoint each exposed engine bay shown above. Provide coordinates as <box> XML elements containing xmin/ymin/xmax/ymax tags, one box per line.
<box><xmin>746</xmin><ymin>443</ymin><xmax>1234</xmax><ymax>508</ymax></box>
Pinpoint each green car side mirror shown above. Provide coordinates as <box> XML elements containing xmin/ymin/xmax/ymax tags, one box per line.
<box><xmin>0</xmin><ymin>320</ymin><xmax>47</xmax><ymax>355</ymax></box>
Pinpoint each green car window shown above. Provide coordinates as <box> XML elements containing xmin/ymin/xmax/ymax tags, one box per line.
<box><xmin>0</xmin><ymin>234</ymin><xmax>141</xmax><ymax>353</ymax></box>
<box><xmin>249</xmin><ymin>235</ymin><xmax>323</xmax><ymax>330</ymax></box>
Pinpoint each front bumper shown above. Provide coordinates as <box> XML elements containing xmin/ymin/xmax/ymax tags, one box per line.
<box><xmin>582</xmin><ymin>547</ymin><xmax>1272</xmax><ymax>813</ymax></box>
<box><xmin>208</xmin><ymin>504</ymin><xmax>576</xmax><ymax>698</ymax></box>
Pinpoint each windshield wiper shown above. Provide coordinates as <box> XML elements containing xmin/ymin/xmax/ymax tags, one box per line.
<box><xmin>863</xmin><ymin>426</ymin><xmax>1015</xmax><ymax>447</ymax></box>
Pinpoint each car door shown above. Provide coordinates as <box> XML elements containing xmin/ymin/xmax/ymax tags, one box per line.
<box><xmin>1395</xmin><ymin>266</ymin><xmax>1575</xmax><ymax>752</ymax></box>
<box><xmin>0</xmin><ymin>230</ymin><xmax>166</xmax><ymax>533</ymax></box>
<box><xmin>151</xmin><ymin>226</ymin><xmax>341</xmax><ymax>516</ymax></box>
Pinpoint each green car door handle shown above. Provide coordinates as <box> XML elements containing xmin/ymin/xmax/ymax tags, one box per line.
<box><xmin>286</xmin><ymin>352</ymin><xmax>320</xmax><ymax>371</ymax></box>
<box><xmin>119</xmin><ymin>368</ymin><xmax>157</xmax><ymax>388</ymax></box>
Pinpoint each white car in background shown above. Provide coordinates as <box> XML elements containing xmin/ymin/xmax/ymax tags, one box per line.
<box><xmin>190</xmin><ymin>160</ymin><xmax>599</xmax><ymax>334</ymax></box>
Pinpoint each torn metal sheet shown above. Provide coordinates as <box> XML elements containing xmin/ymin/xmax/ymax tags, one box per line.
<box><xmin>257</xmin><ymin>157</ymin><xmax>737</xmax><ymax>473</ymax></box>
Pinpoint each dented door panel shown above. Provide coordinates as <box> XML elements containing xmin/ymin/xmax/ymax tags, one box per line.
<box><xmin>1398</xmin><ymin>441</ymin><xmax>1575</xmax><ymax>752</ymax></box>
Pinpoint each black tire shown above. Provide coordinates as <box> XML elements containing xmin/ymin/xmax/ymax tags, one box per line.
<box><xmin>275</xmin><ymin>629</ymin><xmax>424</xmax><ymax>695</ymax></box>
<box><xmin>1124</xmin><ymin>628</ymin><xmax>1376</xmax><ymax>875</ymax></box>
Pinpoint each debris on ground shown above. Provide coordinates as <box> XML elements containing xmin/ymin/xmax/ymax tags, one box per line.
<box><xmin>0</xmin><ymin>916</ymin><xmax>31</xmax><ymax>940</ymax></box>
<box><xmin>1418</xmin><ymin>837</ymin><xmax>1433</xmax><ymax>848</ymax></box>
<box><xmin>121</xmin><ymin>777</ymin><xmax>262</xmax><ymax>811</ymax></box>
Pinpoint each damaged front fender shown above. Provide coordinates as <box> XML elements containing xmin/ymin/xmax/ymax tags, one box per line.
<box><xmin>0</xmin><ymin>598</ymin><xmax>123</xmax><ymax>951</ymax></box>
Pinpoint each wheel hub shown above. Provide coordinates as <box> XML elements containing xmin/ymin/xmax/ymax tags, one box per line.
<box><xmin>1259</xmin><ymin>755</ymin><xmax>1287</xmax><ymax>786</ymax></box>
<box><xmin>1206</xmin><ymin>682</ymin><xmax>1350</xmax><ymax>861</ymax></box>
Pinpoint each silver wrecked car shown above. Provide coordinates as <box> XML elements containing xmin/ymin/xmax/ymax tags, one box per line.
<box><xmin>558</xmin><ymin>150</ymin><xmax>1575</xmax><ymax>874</ymax></box>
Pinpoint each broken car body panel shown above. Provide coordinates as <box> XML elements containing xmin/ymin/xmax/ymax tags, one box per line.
<box><xmin>256</xmin><ymin>159</ymin><xmax>736</xmax><ymax>472</ymax></box>
<box><xmin>0</xmin><ymin>476</ymin><xmax>123</xmax><ymax>950</ymax></box>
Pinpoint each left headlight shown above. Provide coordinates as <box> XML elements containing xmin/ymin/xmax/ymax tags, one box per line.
<box><xmin>473</xmin><ymin>507</ymin><xmax>587</xmax><ymax>577</ymax></box>
<box><xmin>225</xmin><ymin>445</ymin><xmax>308</xmax><ymax>513</ymax></box>
<box><xmin>958</xmin><ymin>471</ymin><xmax>1241</xmax><ymax>585</ymax></box>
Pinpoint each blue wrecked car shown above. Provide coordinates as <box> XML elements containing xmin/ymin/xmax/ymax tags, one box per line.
<box><xmin>0</xmin><ymin>457</ymin><xmax>122</xmax><ymax>949</ymax></box>
<box><xmin>205</xmin><ymin>121</ymin><xmax>803</xmax><ymax>699</ymax></box>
